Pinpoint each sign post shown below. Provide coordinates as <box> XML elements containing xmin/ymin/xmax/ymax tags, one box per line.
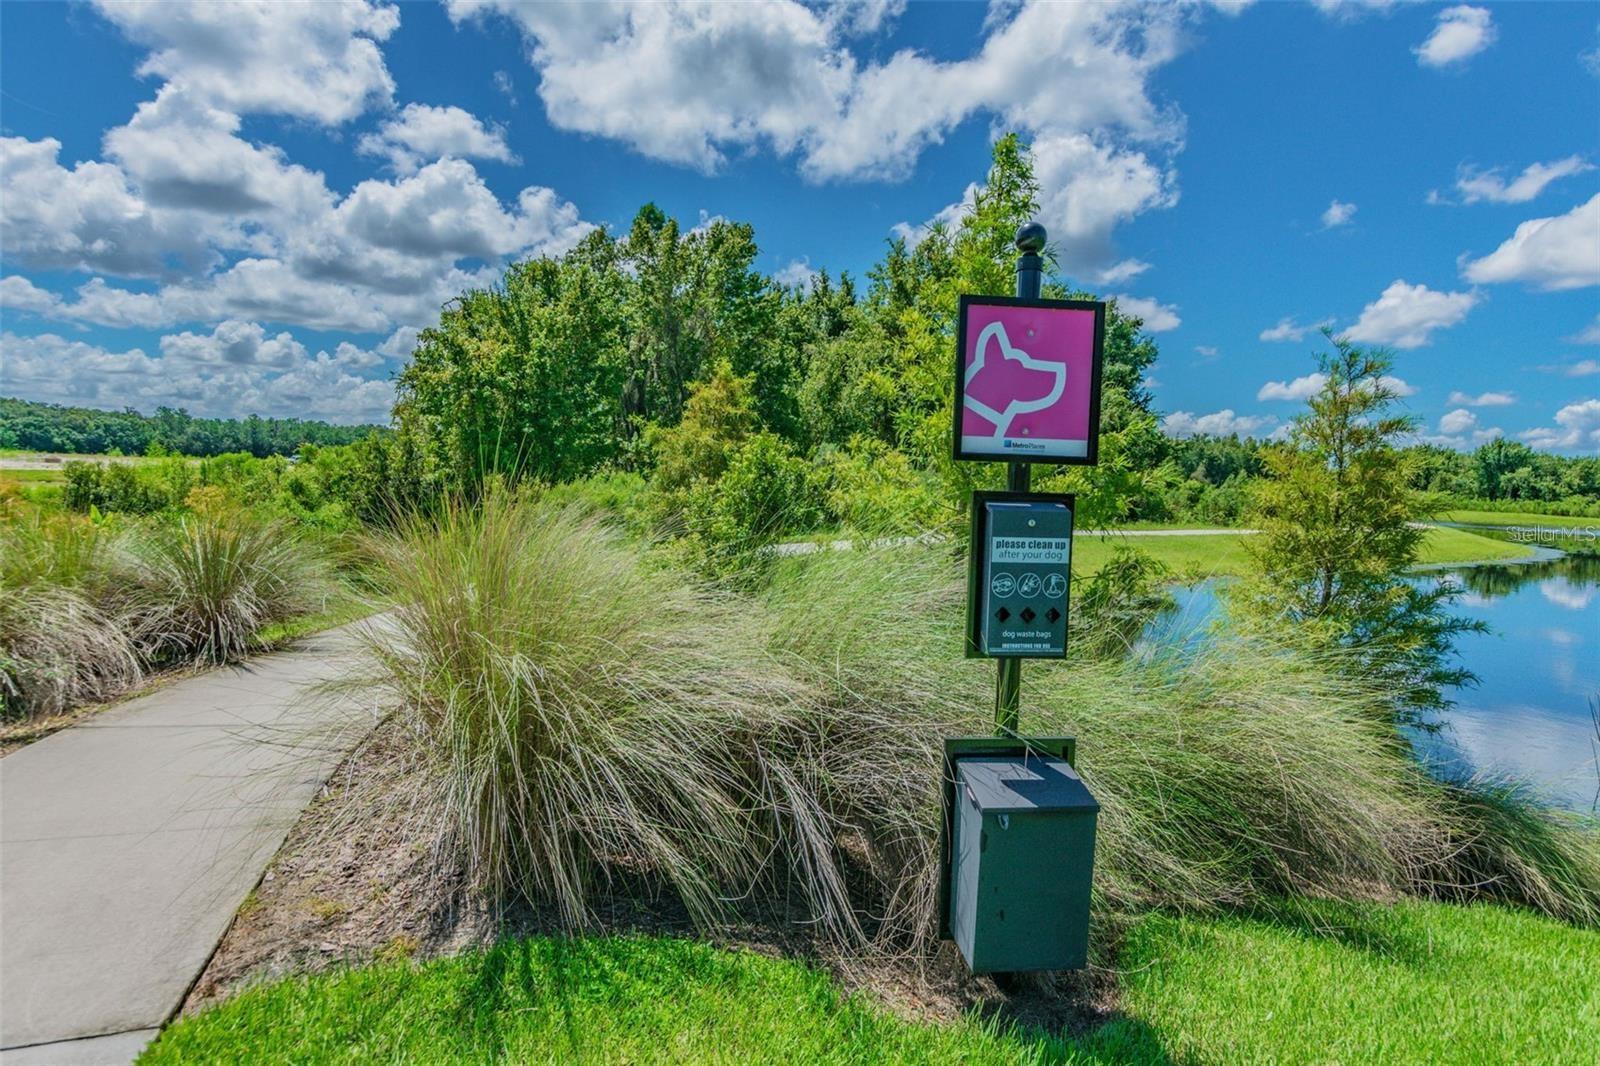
<box><xmin>940</xmin><ymin>223</ymin><xmax>1107</xmax><ymax>977</ymax></box>
<box><xmin>953</xmin><ymin>223</ymin><xmax>1105</xmax><ymax>734</ymax></box>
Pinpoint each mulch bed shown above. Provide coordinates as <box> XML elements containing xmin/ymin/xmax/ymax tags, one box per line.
<box><xmin>184</xmin><ymin>724</ymin><xmax>1121</xmax><ymax>1040</ymax></box>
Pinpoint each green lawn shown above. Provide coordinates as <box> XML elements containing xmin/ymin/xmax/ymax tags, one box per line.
<box><xmin>1418</xmin><ymin>525</ymin><xmax>1537</xmax><ymax>564</ymax></box>
<box><xmin>138</xmin><ymin>936</ymin><xmax>1078</xmax><ymax>1065</ymax></box>
<box><xmin>1071</xmin><ymin>526</ymin><xmax>1532</xmax><ymax>579</ymax></box>
<box><xmin>1442</xmin><ymin>509</ymin><xmax>1600</xmax><ymax>529</ymax></box>
<box><xmin>1113</xmin><ymin>901</ymin><xmax>1600</xmax><ymax>1065</ymax></box>
<box><xmin>139</xmin><ymin>901</ymin><xmax>1599</xmax><ymax>1065</ymax></box>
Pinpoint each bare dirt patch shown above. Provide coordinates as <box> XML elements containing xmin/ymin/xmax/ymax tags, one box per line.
<box><xmin>183</xmin><ymin>722</ymin><xmax>1120</xmax><ymax>1039</ymax></box>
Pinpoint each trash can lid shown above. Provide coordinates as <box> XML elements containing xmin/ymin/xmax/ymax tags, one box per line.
<box><xmin>956</xmin><ymin>756</ymin><xmax>1100</xmax><ymax>814</ymax></box>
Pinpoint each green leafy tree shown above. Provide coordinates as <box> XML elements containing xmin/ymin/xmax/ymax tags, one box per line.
<box><xmin>1234</xmin><ymin>334</ymin><xmax>1480</xmax><ymax>722</ymax></box>
<box><xmin>646</xmin><ymin>361</ymin><xmax>759</xmax><ymax>495</ymax></box>
<box><xmin>396</xmin><ymin>236</ymin><xmax>629</xmax><ymax>490</ymax></box>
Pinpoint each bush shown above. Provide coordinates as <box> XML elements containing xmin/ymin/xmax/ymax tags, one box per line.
<box><xmin>683</xmin><ymin>433</ymin><xmax>825</xmax><ymax>574</ymax></box>
<box><xmin>118</xmin><ymin>511</ymin><xmax>332</xmax><ymax>666</ymax></box>
<box><xmin>814</xmin><ymin>437</ymin><xmax>945</xmax><ymax>537</ymax></box>
<box><xmin>355</xmin><ymin>493</ymin><xmax>852</xmax><ymax>933</ymax></box>
<box><xmin>0</xmin><ymin>515</ymin><xmax>141</xmax><ymax>719</ymax></box>
<box><xmin>355</xmin><ymin>496</ymin><xmax>1600</xmax><ymax>958</ymax></box>
<box><xmin>61</xmin><ymin>458</ymin><xmax>194</xmax><ymax>515</ymax></box>
<box><xmin>1426</xmin><ymin>780</ymin><xmax>1600</xmax><ymax>926</ymax></box>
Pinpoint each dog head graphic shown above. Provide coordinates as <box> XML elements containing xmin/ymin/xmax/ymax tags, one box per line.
<box><xmin>962</xmin><ymin>320</ymin><xmax>1067</xmax><ymax>437</ymax></box>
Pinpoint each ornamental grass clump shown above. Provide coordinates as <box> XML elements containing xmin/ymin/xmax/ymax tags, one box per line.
<box><xmin>119</xmin><ymin>510</ymin><xmax>331</xmax><ymax>666</ymax></box>
<box><xmin>0</xmin><ymin>515</ymin><xmax>140</xmax><ymax>719</ymax></box>
<box><xmin>356</xmin><ymin>493</ymin><xmax>891</xmax><ymax>936</ymax></box>
<box><xmin>762</xmin><ymin>546</ymin><xmax>1457</xmax><ymax>935</ymax></box>
<box><xmin>360</xmin><ymin>501</ymin><xmax>1598</xmax><ymax>952</ymax></box>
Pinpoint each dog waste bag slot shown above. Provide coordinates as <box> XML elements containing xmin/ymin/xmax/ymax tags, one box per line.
<box><xmin>949</xmin><ymin>753</ymin><xmax>1098</xmax><ymax>975</ymax></box>
<box><xmin>978</xmin><ymin>496</ymin><xmax>1073</xmax><ymax>659</ymax></box>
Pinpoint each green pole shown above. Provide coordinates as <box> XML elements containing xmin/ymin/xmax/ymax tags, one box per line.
<box><xmin>995</xmin><ymin>222</ymin><xmax>1047</xmax><ymax>736</ymax></box>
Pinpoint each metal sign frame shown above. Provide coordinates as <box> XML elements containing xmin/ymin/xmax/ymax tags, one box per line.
<box><xmin>952</xmin><ymin>294</ymin><xmax>1107</xmax><ymax>467</ymax></box>
<box><xmin>965</xmin><ymin>490</ymin><xmax>1075</xmax><ymax>660</ymax></box>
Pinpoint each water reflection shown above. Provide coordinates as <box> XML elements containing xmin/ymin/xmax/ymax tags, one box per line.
<box><xmin>1407</xmin><ymin>555</ymin><xmax>1599</xmax><ymax>812</ymax></box>
<box><xmin>1151</xmin><ymin>554</ymin><xmax>1600</xmax><ymax>812</ymax></box>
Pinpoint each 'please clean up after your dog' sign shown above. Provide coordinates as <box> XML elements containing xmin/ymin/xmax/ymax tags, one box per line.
<box><xmin>953</xmin><ymin>294</ymin><xmax>1105</xmax><ymax>465</ymax></box>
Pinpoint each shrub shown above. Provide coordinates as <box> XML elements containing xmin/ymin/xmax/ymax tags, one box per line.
<box><xmin>646</xmin><ymin>362</ymin><xmax>758</xmax><ymax>495</ymax></box>
<box><xmin>0</xmin><ymin>515</ymin><xmax>140</xmax><ymax>719</ymax></box>
<box><xmin>0</xmin><ymin>584</ymin><xmax>142</xmax><ymax>720</ymax></box>
<box><xmin>61</xmin><ymin>458</ymin><xmax>193</xmax><ymax>515</ymax></box>
<box><xmin>357</xmin><ymin>497</ymin><xmax>1598</xmax><ymax>960</ymax></box>
<box><xmin>683</xmin><ymin>433</ymin><xmax>826</xmax><ymax>575</ymax></box>
<box><xmin>118</xmin><ymin>511</ymin><xmax>332</xmax><ymax>665</ymax></box>
<box><xmin>354</xmin><ymin>494</ymin><xmax>858</xmax><ymax>934</ymax></box>
<box><xmin>814</xmin><ymin>437</ymin><xmax>945</xmax><ymax>537</ymax></box>
<box><xmin>1424</xmin><ymin>780</ymin><xmax>1600</xmax><ymax>926</ymax></box>
<box><xmin>761</xmin><ymin>546</ymin><xmax>1466</xmax><ymax>942</ymax></box>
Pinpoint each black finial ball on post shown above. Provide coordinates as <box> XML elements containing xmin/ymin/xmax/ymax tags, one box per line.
<box><xmin>1014</xmin><ymin>221</ymin><xmax>1047</xmax><ymax>254</ymax></box>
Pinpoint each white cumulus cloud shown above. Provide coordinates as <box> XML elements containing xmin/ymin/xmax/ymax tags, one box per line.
<box><xmin>1162</xmin><ymin>409</ymin><xmax>1276</xmax><ymax>438</ymax></box>
<box><xmin>1520</xmin><ymin>398</ymin><xmax>1600</xmax><ymax>452</ymax></box>
<box><xmin>1450</xmin><ymin>156</ymin><xmax>1593</xmax><ymax>205</ymax></box>
<box><xmin>357</xmin><ymin>103</ymin><xmax>518</xmax><ymax>173</ymax></box>
<box><xmin>92</xmin><ymin>0</ymin><xmax>399</xmax><ymax>125</ymax></box>
<box><xmin>454</xmin><ymin>0</ymin><xmax>1189</xmax><ymax>278</ymax></box>
<box><xmin>1258</xmin><ymin>373</ymin><xmax>1328</xmax><ymax>402</ymax></box>
<box><xmin>0</xmin><ymin>136</ymin><xmax>213</xmax><ymax>277</ymax></box>
<box><xmin>1439</xmin><ymin>408</ymin><xmax>1477</xmax><ymax>435</ymax></box>
<box><xmin>1569</xmin><ymin>315</ymin><xmax>1600</xmax><ymax>344</ymax></box>
<box><xmin>1260</xmin><ymin>316</ymin><xmax>1333</xmax><ymax>343</ymax></box>
<box><xmin>1447</xmin><ymin>390</ymin><xmax>1514</xmax><ymax>407</ymax></box>
<box><xmin>1113</xmin><ymin>294</ymin><xmax>1180</xmax><ymax>332</ymax></box>
<box><xmin>1414</xmin><ymin>5</ymin><xmax>1496</xmax><ymax>68</ymax></box>
<box><xmin>0</xmin><ymin>329</ymin><xmax>393</xmax><ymax>425</ymax></box>
<box><xmin>1462</xmin><ymin>194</ymin><xmax>1600</xmax><ymax>291</ymax></box>
<box><xmin>1321</xmin><ymin>199</ymin><xmax>1357</xmax><ymax>228</ymax></box>
<box><xmin>1344</xmin><ymin>279</ymin><xmax>1478</xmax><ymax>349</ymax></box>
<box><xmin>159</xmin><ymin>320</ymin><xmax>307</xmax><ymax>368</ymax></box>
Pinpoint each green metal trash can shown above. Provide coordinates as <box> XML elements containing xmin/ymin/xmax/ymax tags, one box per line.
<box><xmin>949</xmin><ymin>754</ymin><xmax>1099</xmax><ymax>974</ymax></box>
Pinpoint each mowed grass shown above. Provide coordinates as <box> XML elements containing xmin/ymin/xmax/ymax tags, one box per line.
<box><xmin>137</xmin><ymin>937</ymin><xmax>1080</xmax><ymax>1065</ymax></box>
<box><xmin>1115</xmin><ymin>900</ymin><xmax>1600</xmax><ymax>1065</ymax></box>
<box><xmin>1417</xmin><ymin>525</ymin><xmax>1537</xmax><ymax>564</ymax></box>
<box><xmin>1072</xmin><ymin>526</ymin><xmax>1532</xmax><ymax>579</ymax></box>
<box><xmin>140</xmin><ymin>901</ymin><xmax>1599</xmax><ymax>1065</ymax></box>
<box><xmin>1442</xmin><ymin>509</ymin><xmax>1600</xmax><ymax>529</ymax></box>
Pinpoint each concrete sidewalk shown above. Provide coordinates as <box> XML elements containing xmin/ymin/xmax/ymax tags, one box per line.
<box><xmin>0</xmin><ymin>624</ymin><xmax>377</xmax><ymax>1064</ymax></box>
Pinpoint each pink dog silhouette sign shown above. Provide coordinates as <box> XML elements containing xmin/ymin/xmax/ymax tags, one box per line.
<box><xmin>954</xmin><ymin>295</ymin><xmax>1106</xmax><ymax>464</ymax></box>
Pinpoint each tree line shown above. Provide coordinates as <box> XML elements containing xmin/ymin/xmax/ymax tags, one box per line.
<box><xmin>0</xmin><ymin>397</ymin><xmax>384</xmax><ymax>458</ymax></box>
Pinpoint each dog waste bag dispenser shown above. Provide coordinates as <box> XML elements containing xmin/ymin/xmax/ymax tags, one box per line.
<box><xmin>950</xmin><ymin>752</ymin><xmax>1099</xmax><ymax>974</ymax></box>
<box><xmin>969</xmin><ymin>492</ymin><xmax>1073</xmax><ymax>659</ymax></box>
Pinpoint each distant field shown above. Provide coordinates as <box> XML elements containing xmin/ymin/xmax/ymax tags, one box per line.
<box><xmin>0</xmin><ymin>468</ymin><xmax>66</xmax><ymax>483</ymax></box>
<box><xmin>1072</xmin><ymin>526</ymin><xmax>1534</xmax><ymax>579</ymax></box>
<box><xmin>1441</xmin><ymin>509</ymin><xmax>1600</xmax><ymax>529</ymax></box>
<box><xmin>1073</xmin><ymin>531</ymin><xmax>1254</xmax><ymax>579</ymax></box>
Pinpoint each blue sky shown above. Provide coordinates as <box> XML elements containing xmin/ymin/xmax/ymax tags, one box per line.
<box><xmin>1</xmin><ymin>1</ymin><xmax>1597</xmax><ymax>451</ymax></box>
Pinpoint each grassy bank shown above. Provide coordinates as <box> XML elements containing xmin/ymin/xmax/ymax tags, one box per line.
<box><xmin>140</xmin><ymin>900</ymin><xmax>1600</xmax><ymax>1065</ymax></box>
<box><xmin>1071</xmin><ymin>525</ymin><xmax>1533</xmax><ymax>579</ymax></box>
<box><xmin>1441</xmin><ymin>509</ymin><xmax>1600</xmax><ymax>529</ymax></box>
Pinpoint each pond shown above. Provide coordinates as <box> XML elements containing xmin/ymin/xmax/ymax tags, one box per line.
<box><xmin>1150</xmin><ymin>554</ymin><xmax>1600</xmax><ymax>814</ymax></box>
